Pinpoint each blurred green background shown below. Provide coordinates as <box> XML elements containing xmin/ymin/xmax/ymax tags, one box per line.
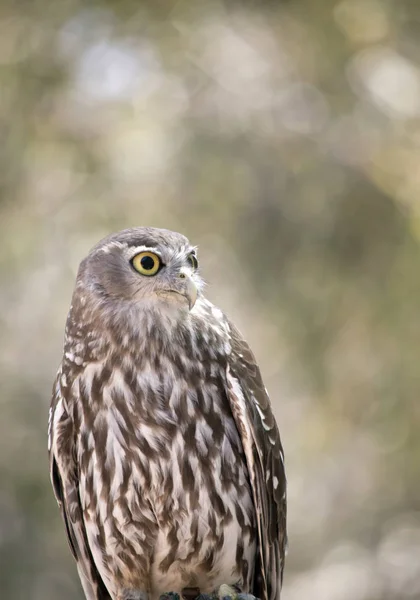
<box><xmin>1</xmin><ymin>0</ymin><xmax>420</xmax><ymax>598</ymax></box>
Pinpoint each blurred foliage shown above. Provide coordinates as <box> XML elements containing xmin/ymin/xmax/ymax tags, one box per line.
<box><xmin>1</xmin><ymin>0</ymin><xmax>420</xmax><ymax>599</ymax></box>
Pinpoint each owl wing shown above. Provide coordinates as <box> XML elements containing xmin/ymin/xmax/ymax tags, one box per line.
<box><xmin>48</xmin><ymin>372</ymin><xmax>111</xmax><ymax>600</ymax></box>
<box><xmin>225</xmin><ymin>322</ymin><xmax>287</xmax><ymax>600</ymax></box>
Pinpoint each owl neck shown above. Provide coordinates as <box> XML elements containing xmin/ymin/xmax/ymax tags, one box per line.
<box><xmin>63</xmin><ymin>294</ymin><xmax>221</xmax><ymax>370</ymax></box>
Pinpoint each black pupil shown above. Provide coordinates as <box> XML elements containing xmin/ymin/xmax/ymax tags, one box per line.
<box><xmin>140</xmin><ymin>256</ymin><xmax>156</xmax><ymax>270</ymax></box>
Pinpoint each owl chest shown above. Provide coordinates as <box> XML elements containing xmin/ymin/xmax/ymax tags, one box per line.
<box><xmin>77</xmin><ymin>372</ymin><xmax>256</xmax><ymax>592</ymax></box>
<box><xmin>78</xmin><ymin>372</ymin><xmax>250</xmax><ymax>511</ymax></box>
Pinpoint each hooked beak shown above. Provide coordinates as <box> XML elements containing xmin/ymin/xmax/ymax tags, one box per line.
<box><xmin>176</xmin><ymin>266</ymin><xmax>197</xmax><ymax>310</ymax></box>
<box><xmin>157</xmin><ymin>271</ymin><xmax>198</xmax><ymax>310</ymax></box>
<box><xmin>184</xmin><ymin>275</ymin><xmax>198</xmax><ymax>310</ymax></box>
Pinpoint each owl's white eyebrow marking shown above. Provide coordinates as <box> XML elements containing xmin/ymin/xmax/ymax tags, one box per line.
<box><xmin>101</xmin><ymin>241</ymin><xmax>127</xmax><ymax>254</ymax></box>
<box><xmin>127</xmin><ymin>246</ymin><xmax>163</xmax><ymax>259</ymax></box>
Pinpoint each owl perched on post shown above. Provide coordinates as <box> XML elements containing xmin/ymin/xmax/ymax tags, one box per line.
<box><xmin>48</xmin><ymin>227</ymin><xmax>287</xmax><ymax>600</ymax></box>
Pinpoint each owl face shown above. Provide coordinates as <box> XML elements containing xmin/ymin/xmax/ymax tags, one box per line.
<box><xmin>77</xmin><ymin>228</ymin><xmax>203</xmax><ymax>314</ymax></box>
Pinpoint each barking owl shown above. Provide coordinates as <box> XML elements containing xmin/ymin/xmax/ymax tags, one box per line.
<box><xmin>48</xmin><ymin>227</ymin><xmax>287</xmax><ymax>600</ymax></box>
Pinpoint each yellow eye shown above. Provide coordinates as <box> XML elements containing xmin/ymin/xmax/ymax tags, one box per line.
<box><xmin>131</xmin><ymin>251</ymin><xmax>161</xmax><ymax>276</ymax></box>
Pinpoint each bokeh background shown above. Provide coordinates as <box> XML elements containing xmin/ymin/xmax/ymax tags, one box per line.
<box><xmin>1</xmin><ymin>0</ymin><xmax>420</xmax><ymax>598</ymax></box>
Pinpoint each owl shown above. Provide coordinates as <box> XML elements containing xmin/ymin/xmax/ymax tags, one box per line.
<box><xmin>48</xmin><ymin>227</ymin><xmax>286</xmax><ymax>600</ymax></box>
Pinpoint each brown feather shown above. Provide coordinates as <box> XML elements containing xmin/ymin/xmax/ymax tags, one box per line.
<box><xmin>225</xmin><ymin>322</ymin><xmax>287</xmax><ymax>600</ymax></box>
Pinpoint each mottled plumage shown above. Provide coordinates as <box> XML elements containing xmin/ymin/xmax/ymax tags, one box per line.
<box><xmin>48</xmin><ymin>227</ymin><xmax>286</xmax><ymax>600</ymax></box>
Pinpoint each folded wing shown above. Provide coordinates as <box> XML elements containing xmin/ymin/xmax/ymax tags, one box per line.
<box><xmin>48</xmin><ymin>374</ymin><xmax>111</xmax><ymax>600</ymax></box>
<box><xmin>225</xmin><ymin>322</ymin><xmax>287</xmax><ymax>600</ymax></box>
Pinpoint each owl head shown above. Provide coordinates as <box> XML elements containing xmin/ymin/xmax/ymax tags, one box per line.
<box><xmin>75</xmin><ymin>228</ymin><xmax>203</xmax><ymax>319</ymax></box>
